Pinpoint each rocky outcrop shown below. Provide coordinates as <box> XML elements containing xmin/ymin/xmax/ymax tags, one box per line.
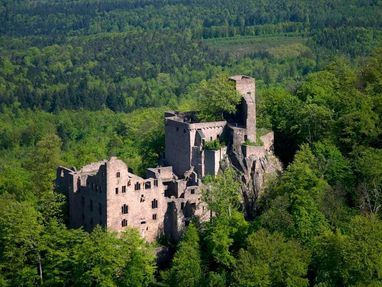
<box><xmin>225</xmin><ymin>131</ymin><xmax>282</xmax><ymax>219</ymax></box>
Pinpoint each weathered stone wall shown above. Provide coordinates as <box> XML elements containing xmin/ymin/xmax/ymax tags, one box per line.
<box><xmin>228</xmin><ymin>126</ymin><xmax>246</xmax><ymax>154</ymax></box>
<box><xmin>164</xmin><ymin>119</ymin><xmax>192</xmax><ymax>177</ymax></box>
<box><xmin>56</xmin><ymin>167</ymin><xmax>80</xmax><ymax>227</ymax></box>
<box><xmin>229</xmin><ymin>75</ymin><xmax>256</xmax><ymax>142</ymax></box>
<box><xmin>56</xmin><ymin>161</ymin><xmax>109</xmax><ymax>230</ymax></box>
<box><xmin>190</xmin><ymin>121</ymin><xmax>226</xmax><ymax>177</ymax></box>
<box><xmin>166</xmin><ymin>184</ymin><xmax>209</xmax><ymax>240</ymax></box>
<box><xmin>204</xmin><ymin>147</ymin><xmax>227</xmax><ymax>176</ymax></box>
<box><xmin>56</xmin><ymin>158</ymin><xmax>169</xmax><ymax>242</ymax></box>
<box><xmin>165</xmin><ymin>116</ymin><xmax>226</xmax><ymax>178</ymax></box>
<box><xmin>105</xmin><ymin>158</ymin><xmax>167</xmax><ymax>242</ymax></box>
<box><xmin>79</xmin><ymin>164</ymin><xmax>107</xmax><ymax>230</ymax></box>
<box><xmin>244</xmin><ymin>95</ymin><xmax>256</xmax><ymax>142</ymax></box>
<box><xmin>189</xmin><ymin>121</ymin><xmax>226</xmax><ymax>144</ymax></box>
<box><xmin>146</xmin><ymin>166</ymin><xmax>174</xmax><ymax>182</ymax></box>
<box><xmin>242</xmin><ymin>145</ymin><xmax>266</xmax><ymax>158</ymax></box>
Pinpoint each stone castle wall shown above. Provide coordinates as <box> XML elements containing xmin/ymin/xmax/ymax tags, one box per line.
<box><xmin>164</xmin><ymin>115</ymin><xmax>226</xmax><ymax>177</ymax></box>
<box><xmin>164</xmin><ymin>119</ymin><xmax>192</xmax><ymax>177</ymax></box>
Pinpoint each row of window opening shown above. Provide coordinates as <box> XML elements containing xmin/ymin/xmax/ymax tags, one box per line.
<box><xmin>115</xmin><ymin>180</ymin><xmax>158</xmax><ymax>194</ymax></box>
<box><xmin>121</xmin><ymin>213</ymin><xmax>157</xmax><ymax>228</ymax></box>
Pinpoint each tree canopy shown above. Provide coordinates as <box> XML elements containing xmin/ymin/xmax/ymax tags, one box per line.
<box><xmin>195</xmin><ymin>74</ymin><xmax>242</xmax><ymax>121</ymax></box>
<box><xmin>1</xmin><ymin>0</ymin><xmax>382</xmax><ymax>286</ymax></box>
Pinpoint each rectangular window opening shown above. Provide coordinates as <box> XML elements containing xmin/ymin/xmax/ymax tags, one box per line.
<box><xmin>122</xmin><ymin>204</ymin><xmax>128</xmax><ymax>214</ymax></box>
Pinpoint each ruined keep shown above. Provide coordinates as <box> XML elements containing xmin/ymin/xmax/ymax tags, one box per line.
<box><xmin>56</xmin><ymin>75</ymin><xmax>281</xmax><ymax>241</ymax></box>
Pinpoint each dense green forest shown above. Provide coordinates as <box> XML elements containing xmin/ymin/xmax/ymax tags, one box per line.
<box><xmin>1</xmin><ymin>0</ymin><xmax>382</xmax><ymax>286</ymax></box>
<box><xmin>1</xmin><ymin>0</ymin><xmax>381</xmax><ymax>111</ymax></box>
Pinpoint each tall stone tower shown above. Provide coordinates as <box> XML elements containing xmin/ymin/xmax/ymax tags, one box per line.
<box><xmin>229</xmin><ymin>75</ymin><xmax>256</xmax><ymax>142</ymax></box>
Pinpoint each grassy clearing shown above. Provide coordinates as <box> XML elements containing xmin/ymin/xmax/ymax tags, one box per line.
<box><xmin>204</xmin><ymin>34</ymin><xmax>310</xmax><ymax>58</ymax></box>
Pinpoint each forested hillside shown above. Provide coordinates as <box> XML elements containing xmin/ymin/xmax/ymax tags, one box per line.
<box><xmin>1</xmin><ymin>0</ymin><xmax>381</xmax><ymax>111</ymax></box>
<box><xmin>1</xmin><ymin>0</ymin><xmax>382</xmax><ymax>286</ymax></box>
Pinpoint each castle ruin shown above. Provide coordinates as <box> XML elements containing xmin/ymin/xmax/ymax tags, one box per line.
<box><xmin>55</xmin><ymin>75</ymin><xmax>281</xmax><ymax>241</ymax></box>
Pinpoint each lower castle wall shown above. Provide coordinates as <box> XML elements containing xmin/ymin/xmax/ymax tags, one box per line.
<box><xmin>204</xmin><ymin>147</ymin><xmax>227</xmax><ymax>176</ymax></box>
<box><xmin>242</xmin><ymin>145</ymin><xmax>266</xmax><ymax>158</ymax></box>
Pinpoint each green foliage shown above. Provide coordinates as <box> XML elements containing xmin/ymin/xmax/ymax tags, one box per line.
<box><xmin>41</xmin><ymin>220</ymin><xmax>86</xmax><ymax>286</ymax></box>
<box><xmin>204</xmin><ymin>139</ymin><xmax>225</xmax><ymax>150</ymax></box>
<box><xmin>202</xmin><ymin>168</ymin><xmax>241</xmax><ymax>218</ymax></box>
<box><xmin>73</xmin><ymin>227</ymin><xmax>155</xmax><ymax>287</ymax></box>
<box><xmin>264</xmin><ymin>56</ymin><xmax>381</xmax><ymax>162</ymax></box>
<box><xmin>0</xmin><ymin>198</ymin><xmax>155</xmax><ymax>287</ymax></box>
<box><xmin>195</xmin><ymin>73</ymin><xmax>242</xmax><ymax>121</ymax></box>
<box><xmin>0</xmin><ymin>1</ymin><xmax>382</xmax><ymax>286</ymax></box>
<box><xmin>164</xmin><ymin>224</ymin><xmax>202</xmax><ymax>287</ymax></box>
<box><xmin>233</xmin><ymin>229</ymin><xmax>310</xmax><ymax>287</ymax></box>
<box><xmin>0</xmin><ymin>0</ymin><xmax>381</xmax><ymax>113</ymax></box>
<box><xmin>352</xmin><ymin>147</ymin><xmax>382</xmax><ymax>214</ymax></box>
<box><xmin>259</xmin><ymin>146</ymin><xmax>330</xmax><ymax>244</ymax></box>
<box><xmin>0</xmin><ymin>197</ymin><xmax>44</xmax><ymax>286</ymax></box>
<box><xmin>311</xmin><ymin>141</ymin><xmax>353</xmax><ymax>187</ymax></box>
<box><xmin>204</xmin><ymin>211</ymin><xmax>249</xmax><ymax>269</ymax></box>
<box><xmin>28</xmin><ymin>134</ymin><xmax>65</xmax><ymax>222</ymax></box>
<box><xmin>313</xmin><ymin>216</ymin><xmax>382</xmax><ymax>286</ymax></box>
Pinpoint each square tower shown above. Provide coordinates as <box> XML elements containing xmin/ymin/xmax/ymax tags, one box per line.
<box><xmin>229</xmin><ymin>75</ymin><xmax>256</xmax><ymax>142</ymax></box>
